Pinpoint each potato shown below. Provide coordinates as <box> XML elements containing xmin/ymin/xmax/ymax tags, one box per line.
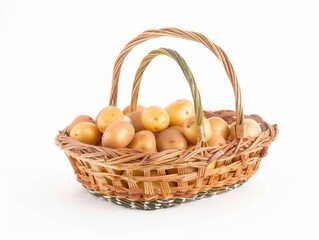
<box><xmin>156</xmin><ymin>128</ymin><xmax>187</xmax><ymax>151</ymax></box>
<box><xmin>102</xmin><ymin>120</ymin><xmax>135</xmax><ymax>148</ymax></box>
<box><xmin>141</xmin><ymin>106</ymin><xmax>170</xmax><ymax>132</ymax></box>
<box><xmin>96</xmin><ymin>106</ymin><xmax>124</xmax><ymax>133</ymax></box>
<box><xmin>183</xmin><ymin>116</ymin><xmax>212</xmax><ymax>144</ymax></box>
<box><xmin>128</xmin><ymin>130</ymin><xmax>157</xmax><ymax>152</ymax></box>
<box><xmin>208</xmin><ymin>117</ymin><xmax>230</xmax><ymax>140</ymax></box>
<box><xmin>70</xmin><ymin>122</ymin><xmax>101</xmax><ymax>145</ymax></box>
<box><xmin>122</xmin><ymin>105</ymin><xmax>146</xmax><ymax>115</ymax></box>
<box><xmin>128</xmin><ymin>110</ymin><xmax>145</xmax><ymax>132</ymax></box>
<box><xmin>207</xmin><ymin>132</ymin><xmax>226</xmax><ymax>147</ymax></box>
<box><xmin>165</xmin><ymin>99</ymin><xmax>195</xmax><ymax>126</ymax></box>
<box><xmin>230</xmin><ymin>118</ymin><xmax>262</xmax><ymax>139</ymax></box>
<box><xmin>69</xmin><ymin>115</ymin><xmax>95</xmax><ymax>132</ymax></box>
<box><xmin>168</xmin><ymin>126</ymin><xmax>184</xmax><ymax>134</ymax></box>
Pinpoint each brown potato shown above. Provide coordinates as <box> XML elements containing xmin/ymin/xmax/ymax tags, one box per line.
<box><xmin>156</xmin><ymin>128</ymin><xmax>187</xmax><ymax>151</ymax></box>
<box><xmin>128</xmin><ymin>110</ymin><xmax>145</xmax><ymax>132</ymax></box>
<box><xmin>168</xmin><ymin>126</ymin><xmax>184</xmax><ymax>134</ymax></box>
<box><xmin>122</xmin><ymin>105</ymin><xmax>146</xmax><ymax>115</ymax></box>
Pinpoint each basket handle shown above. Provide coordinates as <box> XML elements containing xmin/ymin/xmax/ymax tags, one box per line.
<box><xmin>131</xmin><ymin>48</ymin><xmax>207</xmax><ymax>144</ymax></box>
<box><xmin>109</xmin><ymin>27</ymin><xmax>245</xmax><ymax>138</ymax></box>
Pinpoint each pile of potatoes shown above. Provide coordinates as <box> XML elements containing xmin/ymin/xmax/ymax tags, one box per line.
<box><xmin>69</xmin><ymin>99</ymin><xmax>262</xmax><ymax>152</ymax></box>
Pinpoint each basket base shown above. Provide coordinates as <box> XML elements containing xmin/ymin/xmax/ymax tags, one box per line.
<box><xmin>86</xmin><ymin>179</ymin><xmax>248</xmax><ymax>210</ymax></box>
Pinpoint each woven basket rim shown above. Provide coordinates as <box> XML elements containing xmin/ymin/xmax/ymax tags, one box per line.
<box><xmin>56</xmin><ymin>110</ymin><xmax>278</xmax><ymax>169</ymax></box>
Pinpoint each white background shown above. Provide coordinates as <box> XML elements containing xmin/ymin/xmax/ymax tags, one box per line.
<box><xmin>1</xmin><ymin>0</ymin><xmax>318</xmax><ymax>239</ymax></box>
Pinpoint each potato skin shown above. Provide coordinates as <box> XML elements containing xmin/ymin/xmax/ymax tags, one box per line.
<box><xmin>183</xmin><ymin>116</ymin><xmax>212</xmax><ymax>144</ymax></box>
<box><xmin>128</xmin><ymin>130</ymin><xmax>157</xmax><ymax>152</ymax></box>
<box><xmin>102</xmin><ymin>120</ymin><xmax>135</xmax><ymax>148</ymax></box>
<box><xmin>156</xmin><ymin>128</ymin><xmax>187</xmax><ymax>151</ymax></box>
<box><xmin>122</xmin><ymin>105</ymin><xmax>146</xmax><ymax>115</ymax></box>
<box><xmin>208</xmin><ymin>117</ymin><xmax>230</xmax><ymax>140</ymax></box>
<box><xmin>70</xmin><ymin>122</ymin><xmax>101</xmax><ymax>145</ymax></box>
<box><xmin>141</xmin><ymin>106</ymin><xmax>170</xmax><ymax>132</ymax></box>
<box><xmin>207</xmin><ymin>132</ymin><xmax>226</xmax><ymax>147</ymax></box>
<box><xmin>69</xmin><ymin>115</ymin><xmax>95</xmax><ymax>132</ymax></box>
<box><xmin>165</xmin><ymin>99</ymin><xmax>195</xmax><ymax>127</ymax></box>
<box><xmin>128</xmin><ymin>110</ymin><xmax>145</xmax><ymax>132</ymax></box>
<box><xmin>96</xmin><ymin>106</ymin><xmax>124</xmax><ymax>133</ymax></box>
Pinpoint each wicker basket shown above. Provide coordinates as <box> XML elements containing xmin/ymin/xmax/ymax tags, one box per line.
<box><xmin>56</xmin><ymin>28</ymin><xmax>278</xmax><ymax>210</ymax></box>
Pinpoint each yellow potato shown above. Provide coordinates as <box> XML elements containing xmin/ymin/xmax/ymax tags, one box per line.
<box><xmin>208</xmin><ymin>117</ymin><xmax>230</xmax><ymax>140</ymax></box>
<box><xmin>141</xmin><ymin>106</ymin><xmax>170</xmax><ymax>132</ymax></box>
<box><xmin>183</xmin><ymin>116</ymin><xmax>212</xmax><ymax>144</ymax></box>
<box><xmin>96</xmin><ymin>106</ymin><xmax>124</xmax><ymax>133</ymax></box>
<box><xmin>128</xmin><ymin>130</ymin><xmax>157</xmax><ymax>152</ymax></box>
<box><xmin>156</xmin><ymin>128</ymin><xmax>187</xmax><ymax>151</ymax></box>
<box><xmin>102</xmin><ymin>120</ymin><xmax>135</xmax><ymax>148</ymax></box>
<box><xmin>245</xmin><ymin>118</ymin><xmax>262</xmax><ymax>137</ymax></box>
<box><xmin>70</xmin><ymin>122</ymin><xmax>101</xmax><ymax>145</ymax></box>
<box><xmin>165</xmin><ymin>99</ymin><xmax>195</xmax><ymax>126</ymax></box>
<box><xmin>207</xmin><ymin>132</ymin><xmax>226</xmax><ymax>147</ymax></box>
<box><xmin>69</xmin><ymin>115</ymin><xmax>95</xmax><ymax>132</ymax></box>
<box><xmin>230</xmin><ymin>118</ymin><xmax>262</xmax><ymax>139</ymax></box>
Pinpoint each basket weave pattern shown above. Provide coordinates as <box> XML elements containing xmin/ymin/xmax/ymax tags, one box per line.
<box><xmin>56</xmin><ymin>28</ymin><xmax>278</xmax><ymax>206</ymax></box>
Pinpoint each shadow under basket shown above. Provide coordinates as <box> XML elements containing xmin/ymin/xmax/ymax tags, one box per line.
<box><xmin>55</xmin><ymin>28</ymin><xmax>278</xmax><ymax>210</ymax></box>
